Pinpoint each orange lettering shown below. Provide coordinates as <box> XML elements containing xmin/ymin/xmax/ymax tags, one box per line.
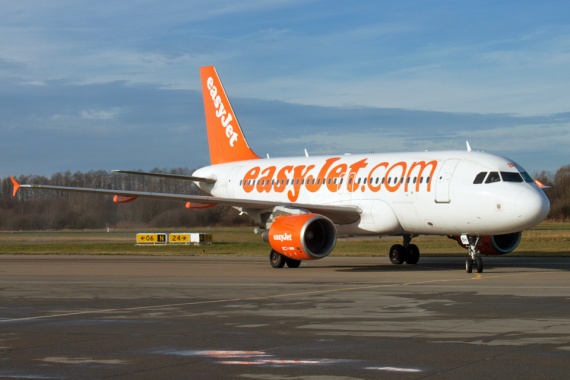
<box><xmin>257</xmin><ymin>166</ymin><xmax>276</xmax><ymax>193</ymax></box>
<box><xmin>384</xmin><ymin>161</ymin><xmax>407</xmax><ymax>192</ymax></box>
<box><xmin>406</xmin><ymin>160</ymin><xmax>437</xmax><ymax>192</ymax></box>
<box><xmin>326</xmin><ymin>163</ymin><xmax>348</xmax><ymax>192</ymax></box>
<box><xmin>240</xmin><ymin>158</ymin><xmax>438</xmax><ymax>199</ymax></box>
<box><xmin>274</xmin><ymin>165</ymin><xmax>293</xmax><ymax>192</ymax></box>
<box><xmin>287</xmin><ymin>165</ymin><xmax>315</xmax><ymax>202</ymax></box>
<box><xmin>306</xmin><ymin>157</ymin><xmax>341</xmax><ymax>193</ymax></box>
<box><xmin>347</xmin><ymin>159</ymin><xmax>368</xmax><ymax>192</ymax></box>
<box><xmin>368</xmin><ymin>162</ymin><xmax>388</xmax><ymax>192</ymax></box>
<box><xmin>242</xmin><ymin>167</ymin><xmax>260</xmax><ymax>193</ymax></box>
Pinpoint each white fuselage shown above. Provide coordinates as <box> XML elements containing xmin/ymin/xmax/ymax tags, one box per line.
<box><xmin>193</xmin><ymin>150</ymin><xmax>550</xmax><ymax>237</ymax></box>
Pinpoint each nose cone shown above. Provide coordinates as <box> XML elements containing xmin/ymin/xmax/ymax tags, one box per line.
<box><xmin>515</xmin><ymin>187</ymin><xmax>550</xmax><ymax>229</ymax></box>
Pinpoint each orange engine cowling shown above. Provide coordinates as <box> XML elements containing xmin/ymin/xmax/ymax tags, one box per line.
<box><xmin>451</xmin><ymin>232</ymin><xmax>522</xmax><ymax>255</ymax></box>
<box><xmin>265</xmin><ymin>214</ymin><xmax>337</xmax><ymax>261</ymax></box>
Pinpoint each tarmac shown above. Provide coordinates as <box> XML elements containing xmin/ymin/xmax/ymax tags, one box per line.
<box><xmin>1</xmin><ymin>254</ymin><xmax>569</xmax><ymax>379</ymax></box>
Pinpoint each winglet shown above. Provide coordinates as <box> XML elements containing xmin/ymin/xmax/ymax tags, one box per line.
<box><xmin>200</xmin><ymin>66</ymin><xmax>260</xmax><ymax>165</ymax></box>
<box><xmin>534</xmin><ymin>179</ymin><xmax>551</xmax><ymax>189</ymax></box>
<box><xmin>10</xmin><ymin>176</ymin><xmax>20</xmax><ymax>197</ymax></box>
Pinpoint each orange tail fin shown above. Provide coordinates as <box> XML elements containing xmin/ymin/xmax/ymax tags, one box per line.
<box><xmin>200</xmin><ymin>66</ymin><xmax>260</xmax><ymax>165</ymax></box>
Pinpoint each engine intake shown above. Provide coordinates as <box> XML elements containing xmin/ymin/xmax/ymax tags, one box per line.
<box><xmin>265</xmin><ymin>214</ymin><xmax>337</xmax><ymax>261</ymax></box>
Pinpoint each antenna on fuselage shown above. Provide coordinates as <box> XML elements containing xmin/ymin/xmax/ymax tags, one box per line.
<box><xmin>304</xmin><ymin>149</ymin><xmax>309</xmax><ymax>157</ymax></box>
<box><xmin>466</xmin><ymin>141</ymin><xmax>472</xmax><ymax>152</ymax></box>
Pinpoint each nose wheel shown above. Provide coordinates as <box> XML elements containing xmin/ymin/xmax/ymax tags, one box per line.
<box><xmin>465</xmin><ymin>256</ymin><xmax>483</xmax><ymax>273</ymax></box>
<box><xmin>462</xmin><ymin>235</ymin><xmax>483</xmax><ymax>273</ymax></box>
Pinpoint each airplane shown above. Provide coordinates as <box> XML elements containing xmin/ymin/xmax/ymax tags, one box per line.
<box><xmin>10</xmin><ymin>66</ymin><xmax>550</xmax><ymax>273</ymax></box>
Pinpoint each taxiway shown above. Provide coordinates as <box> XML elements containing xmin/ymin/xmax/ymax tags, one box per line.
<box><xmin>1</xmin><ymin>255</ymin><xmax>569</xmax><ymax>379</ymax></box>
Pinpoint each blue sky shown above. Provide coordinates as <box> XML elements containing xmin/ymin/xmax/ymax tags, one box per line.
<box><xmin>1</xmin><ymin>0</ymin><xmax>569</xmax><ymax>178</ymax></box>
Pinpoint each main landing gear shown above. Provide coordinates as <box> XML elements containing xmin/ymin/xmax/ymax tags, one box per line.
<box><xmin>389</xmin><ymin>235</ymin><xmax>420</xmax><ymax>265</ymax></box>
<box><xmin>269</xmin><ymin>250</ymin><xmax>301</xmax><ymax>269</ymax></box>
<box><xmin>462</xmin><ymin>235</ymin><xmax>483</xmax><ymax>273</ymax></box>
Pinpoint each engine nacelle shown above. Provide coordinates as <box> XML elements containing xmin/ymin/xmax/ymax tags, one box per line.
<box><xmin>265</xmin><ymin>214</ymin><xmax>337</xmax><ymax>261</ymax></box>
<box><xmin>451</xmin><ymin>232</ymin><xmax>522</xmax><ymax>255</ymax></box>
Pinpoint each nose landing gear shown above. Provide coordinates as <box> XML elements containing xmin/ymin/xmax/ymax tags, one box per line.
<box><xmin>462</xmin><ymin>235</ymin><xmax>483</xmax><ymax>273</ymax></box>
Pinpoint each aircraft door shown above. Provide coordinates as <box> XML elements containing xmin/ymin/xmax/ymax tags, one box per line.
<box><xmin>435</xmin><ymin>159</ymin><xmax>460</xmax><ymax>203</ymax></box>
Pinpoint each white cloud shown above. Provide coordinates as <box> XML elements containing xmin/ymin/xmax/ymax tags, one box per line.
<box><xmin>80</xmin><ymin>108</ymin><xmax>121</xmax><ymax>120</ymax></box>
<box><xmin>0</xmin><ymin>1</ymin><xmax>568</xmax><ymax>178</ymax></box>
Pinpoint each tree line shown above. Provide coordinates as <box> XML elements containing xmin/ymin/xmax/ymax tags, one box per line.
<box><xmin>1</xmin><ymin>165</ymin><xmax>569</xmax><ymax>231</ymax></box>
<box><xmin>0</xmin><ymin>168</ymin><xmax>247</xmax><ymax>231</ymax></box>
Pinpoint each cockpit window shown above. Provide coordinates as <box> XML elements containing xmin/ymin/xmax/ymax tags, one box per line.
<box><xmin>501</xmin><ymin>172</ymin><xmax>523</xmax><ymax>183</ymax></box>
<box><xmin>485</xmin><ymin>171</ymin><xmax>501</xmax><ymax>183</ymax></box>
<box><xmin>520</xmin><ymin>172</ymin><xmax>533</xmax><ymax>183</ymax></box>
<box><xmin>473</xmin><ymin>172</ymin><xmax>487</xmax><ymax>184</ymax></box>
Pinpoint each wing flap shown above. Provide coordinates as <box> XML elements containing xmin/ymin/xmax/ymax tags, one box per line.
<box><xmin>112</xmin><ymin>170</ymin><xmax>216</xmax><ymax>184</ymax></box>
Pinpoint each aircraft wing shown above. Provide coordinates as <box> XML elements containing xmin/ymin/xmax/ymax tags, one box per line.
<box><xmin>112</xmin><ymin>170</ymin><xmax>217</xmax><ymax>184</ymax></box>
<box><xmin>10</xmin><ymin>178</ymin><xmax>361</xmax><ymax>225</ymax></box>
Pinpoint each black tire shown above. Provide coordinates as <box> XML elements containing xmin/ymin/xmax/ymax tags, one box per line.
<box><xmin>476</xmin><ymin>257</ymin><xmax>483</xmax><ymax>273</ymax></box>
<box><xmin>405</xmin><ymin>244</ymin><xmax>420</xmax><ymax>264</ymax></box>
<box><xmin>466</xmin><ymin>258</ymin><xmax>473</xmax><ymax>273</ymax></box>
<box><xmin>285</xmin><ymin>258</ymin><xmax>301</xmax><ymax>268</ymax></box>
<box><xmin>389</xmin><ymin>244</ymin><xmax>406</xmax><ymax>264</ymax></box>
<box><xmin>270</xmin><ymin>250</ymin><xmax>286</xmax><ymax>268</ymax></box>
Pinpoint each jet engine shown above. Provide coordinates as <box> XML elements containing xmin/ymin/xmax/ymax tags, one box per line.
<box><xmin>264</xmin><ymin>214</ymin><xmax>337</xmax><ymax>261</ymax></box>
<box><xmin>451</xmin><ymin>232</ymin><xmax>522</xmax><ymax>255</ymax></box>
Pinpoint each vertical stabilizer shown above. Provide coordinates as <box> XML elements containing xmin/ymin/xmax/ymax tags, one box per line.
<box><xmin>200</xmin><ymin>66</ymin><xmax>260</xmax><ymax>165</ymax></box>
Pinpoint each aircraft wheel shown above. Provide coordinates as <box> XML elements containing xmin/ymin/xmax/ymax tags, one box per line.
<box><xmin>270</xmin><ymin>250</ymin><xmax>286</xmax><ymax>268</ymax></box>
<box><xmin>405</xmin><ymin>244</ymin><xmax>420</xmax><ymax>264</ymax></box>
<box><xmin>286</xmin><ymin>258</ymin><xmax>301</xmax><ymax>268</ymax></box>
<box><xmin>466</xmin><ymin>258</ymin><xmax>473</xmax><ymax>273</ymax></box>
<box><xmin>476</xmin><ymin>257</ymin><xmax>483</xmax><ymax>273</ymax></box>
<box><xmin>389</xmin><ymin>244</ymin><xmax>406</xmax><ymax>264</ymax></box>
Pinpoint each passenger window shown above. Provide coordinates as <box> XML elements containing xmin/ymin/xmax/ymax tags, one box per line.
<box><xmin>501</xmin><ymin>172</ymin><xmax>523</xmax><ymax>183</ymax></box>
<box><xmin>473</xmin><ymin>172</ymin><xmax>487</xmax><ymax>184</ymax></box>
<box><xmin>485</xmin><ymin>172</ymin><xmax>501</xmax><ymax>183</ymax></box>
